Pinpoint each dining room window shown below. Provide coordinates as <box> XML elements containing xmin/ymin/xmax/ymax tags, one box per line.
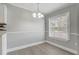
<box><xmin>49</xmin><ymin>12</ymin><xmax>70</xmax><ymax>41</ymax></box>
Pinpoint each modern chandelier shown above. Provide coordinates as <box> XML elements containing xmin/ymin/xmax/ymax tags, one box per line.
<box><xmin>32</xmin><ymin>3</ymin><xmax>44</xmax><ymax>18</ymax></box>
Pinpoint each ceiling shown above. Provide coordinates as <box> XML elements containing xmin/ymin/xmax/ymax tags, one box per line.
<box><xmin>10</xmin><ymin>3</ymin><xmax>72</xmax><ymax>14</ymax></box>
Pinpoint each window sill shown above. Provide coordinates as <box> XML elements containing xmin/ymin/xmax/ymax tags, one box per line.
<box><xmin>49</xmin><ymin>36</ymin><xmax>70</xmax><ymax>42</ymax></box>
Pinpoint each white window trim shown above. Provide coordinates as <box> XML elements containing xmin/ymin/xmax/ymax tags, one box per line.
<box><xmin>49</xmin><ymin>12</ymin><xmax>70</xmax><ymax>41</ymax></box>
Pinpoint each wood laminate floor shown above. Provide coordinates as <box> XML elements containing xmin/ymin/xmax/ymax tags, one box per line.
<box><xmin>7</xmin><ymin>43</ymin><xmax>73</xmax><ymax>55</ymax></box>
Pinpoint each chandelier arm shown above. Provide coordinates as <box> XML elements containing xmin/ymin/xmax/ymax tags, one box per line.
<box><xmin>32</xmin><ymin>3</ymin><xmax>44</xmax><ymax>18</ymax></box>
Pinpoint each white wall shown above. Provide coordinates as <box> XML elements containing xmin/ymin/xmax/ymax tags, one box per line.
<box><xmin>0</xmin><ymin>3</ymin><xmax>4</xmax><ymax>55</ymax></box>
<box><xmin>0</xmin><ymin>36</ymin><xmax>2</xmax><ymax>54</ymax></box>
<box><xmin>0</xmin><ymin>4</ymin><xmax>4</xmax><ymax>23</ymax></box>
<box><xmin>7</xmin><ymin>4</ymin><xmax>45</xmax><ymax>49</ymax></box>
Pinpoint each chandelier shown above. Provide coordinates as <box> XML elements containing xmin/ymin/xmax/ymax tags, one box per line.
<box><xmin>32</xmin><ymin>3</ymin><xmax>44</xmax><ymax>18</ymax></box>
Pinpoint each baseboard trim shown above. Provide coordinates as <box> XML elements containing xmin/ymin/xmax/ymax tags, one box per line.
<box><xmin>7</xmin><ymin>40</ymin><xmax>78</xmax><ymax>54</ymax></box>
<box><xmin>7</xmin><ymin>41</ymin><xmax>45</xmax><ymax>53</ymax></box>
<box><xmin>46</xmin><ymin>41</ymin><xmax>78</xmax><ymax>54</ymax></box>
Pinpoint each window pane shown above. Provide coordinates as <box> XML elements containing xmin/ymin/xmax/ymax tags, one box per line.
<box><xmin>49</xmin><ymin>12</ymin><xmax>69</xmax><ymax>40</ymax></box>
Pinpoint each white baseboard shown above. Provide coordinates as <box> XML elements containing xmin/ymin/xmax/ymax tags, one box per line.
<box><xmin>46</xmin><ymin>41</ymin><xmax>78</xmax><ymax>54</ymax></box>
<box><xmin>7</xmin><ymin>41</ymin><xmax>45</xmax><ymax>53</ymax></box>
<box><xmin>7</xmin><ymin>40</ymin><xmax>78</xmax><ymax>55</ymax></box>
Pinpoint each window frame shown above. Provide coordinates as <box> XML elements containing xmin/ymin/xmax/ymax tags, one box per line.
<box><xmin>48</xmin><ymin>12</ymin><xmax>70</xmax><ymax>41</ymax></box>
